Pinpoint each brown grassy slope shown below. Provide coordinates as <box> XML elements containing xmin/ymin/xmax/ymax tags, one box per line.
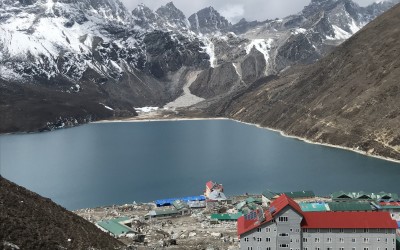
<box><xmin>212</xmin><ymin>4</ymin><xmax>400</xmax><ymax>160</ymax></box>
<box><xmin>0</xmin><ymin>176</ymin><xmax>124</xmax><ymax>250</ymax></box>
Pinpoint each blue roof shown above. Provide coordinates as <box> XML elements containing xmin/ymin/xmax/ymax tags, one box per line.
<box><xmin>397</xmin><ymin>221</ymin><xmax>400</xmax><ymax>228</ymax></box>
<box><xmin>155</xmin><ymin>196</ymin><xmax>205</xmax><ymax>206</ymax></box>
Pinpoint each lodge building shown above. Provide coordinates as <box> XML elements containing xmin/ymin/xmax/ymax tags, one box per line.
<box><xmin>238</xmin><ymin>194</ymin><xmax>397</xmax><ymax>250</ymax></box>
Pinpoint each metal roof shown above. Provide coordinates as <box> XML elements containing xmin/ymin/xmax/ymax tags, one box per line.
<box><xmin>300</xmin><ymin>202</ymin><xmax>329</xmax><ymax>212</ymax></box>
<box><xmin>97</xmin><ymin>217</ymin><xmax>134</xmax><ymax>236</ymax></box>
<box><xmin>327</xmin><ymin>202</ymin><xmax>373</xmax><ymax>211</ymax></box>
<box><xmin>237</xmin><ymin>194</ymin><xmax>303</xmax><ymax>236</ymax></box>
<box><xmin>284</xmin><ymin>190</ymin><xmax>315</xmax><ymax>199</ymax></box>
<box><xmin>331</xmin><ymin>191</ymin><xmax>399</xmax><ymax>201</ymax></box>
<box><xmin>172</xmin><ymin>200</ymin><xmax>189</xmax><ymax>211</ymax></box>
<box><xmin>155</xmin><ymin>195</ymin><xmax>205</xmax><ymax>206</ymax></box>
<box><xmin>262</xmin><ymin>190</ymin><xmax>278</xmax><ymax>199</ymax></box>
<box><xmin>153</xmin><ymin>207</ymin><xmax>179</xmax><ymax>216</ymax></box>
<box><xmin>302</xmin><ymin>212</ymin><xmax>398</xmax><ymax>229</ymax></box>
<box><xmin>211</xmin><ymin>213</ymin><xmax>243</xmax><ymax>221</ymax></box>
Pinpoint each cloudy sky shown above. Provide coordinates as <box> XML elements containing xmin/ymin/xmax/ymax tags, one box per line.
<box><xmin>121</xmin><ymin>0</ymin><xmax>382</xmax><ymax>23</ymax></box>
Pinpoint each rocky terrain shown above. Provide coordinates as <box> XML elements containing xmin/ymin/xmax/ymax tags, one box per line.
<box><xmin>1</xmin><ymin>0</ymin><xmax>398</xmax><ymax>133</ymax></box>
<box><xmin>206</xmin><ymin>3</ymin><xmax>400</xmax><ymax>161</ymax></box>
<box><xmin>75</xmin><ymin>202</ymin><xmax>240</xmax><ymax>250</ymax></box>
<box><xmin>0</xmin><ymin>176</ymin><xmax>124</xmax><ymax>249</ymax></box>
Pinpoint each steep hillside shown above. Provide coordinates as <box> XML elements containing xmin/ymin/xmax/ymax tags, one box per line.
<box><xmin>0</xmin><ymin>176</ymin><xmax>124</xmax><ymax>249</ymax></box>
<box><xmin>210</xmin><ymin>4</ymin><xmax>400</xmax><ymax>160</ymax></box>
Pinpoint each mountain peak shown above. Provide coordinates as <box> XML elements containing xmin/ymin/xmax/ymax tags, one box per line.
<box><xmin>155</xmin><ymin>1</ymin><xmax>188</xmax><ymax>28</ymax></box>
<box><xmin>188</xmin><ymin>6</ymin><xmax>230</xmax><ymax>33</ymax></box>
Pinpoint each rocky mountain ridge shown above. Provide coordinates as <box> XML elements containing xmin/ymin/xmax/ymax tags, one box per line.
<box><xmin>207</xmin><ymin>3</ymin><xmax>400</xmax><ymax>161</ymax></box>
<box><xmin>0</xmin><ymin>0</ymin><xmax>399</xmax><ymax>133</ymax></box>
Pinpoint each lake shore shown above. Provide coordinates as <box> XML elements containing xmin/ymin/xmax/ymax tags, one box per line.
<box><xmin>95</xmin><ymin>111</ymin><xmax>400</xmax><ymax>164</ymax></box>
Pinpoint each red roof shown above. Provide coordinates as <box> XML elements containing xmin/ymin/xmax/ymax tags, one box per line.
<box><xmin>380</xmin><ymin>202</ymin><xmax>400</xmax><ymax>207</ymax></box>
<box><xmin>237</xmin><ymin>194</ymin><xmax>303</xmax><ymax>236</ymax></box>
<box><xmin>269</xmin><ymin>194</ymin><xmax>303</xmax><ymax>215</ymax></box>
<box><xmin>302</xmin><ymin>211</ymin><xmax>397</xmax><ymax>229</ymax></box>
<box><xmin>206</xmin><ymin>181</ymin><xmax>214</xmax><ymax>189</ymax></box>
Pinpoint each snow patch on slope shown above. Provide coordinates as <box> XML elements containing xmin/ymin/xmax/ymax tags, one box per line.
<box><xmin>246</xmin><ymin>39</ymin><xmax>274</xmax><ymax>71</ymax></box>
<box><xmin>327</xmin><ymin>25</ymin><xmax>352</xmax><ymax>40</ymax></box>
<box><xmin>201</xmin><ymin>38</ymin><xmax>216</xmax><ymax>68</ymax></box>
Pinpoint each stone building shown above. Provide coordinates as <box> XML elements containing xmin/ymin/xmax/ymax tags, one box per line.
<box><xmin>238</xmin><ymin>194</ymin><xmax>397</xmax><ymax>250</ymax></box>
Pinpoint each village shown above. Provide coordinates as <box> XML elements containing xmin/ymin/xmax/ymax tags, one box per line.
<box><xmin>74</xmin><ymin>182</ymin><xmax>400</xmax><ymax>249</ymax></box>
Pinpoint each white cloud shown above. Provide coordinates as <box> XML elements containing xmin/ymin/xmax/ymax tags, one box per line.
<box><xmin>219</xmin><ymin>4</ymin><xmax>245</xmax><ymax>23</ymax></box>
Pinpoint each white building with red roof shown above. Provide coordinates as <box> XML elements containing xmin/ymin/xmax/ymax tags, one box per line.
<box><xmin>204</xmin><ymin>180</ymin><xmax>224</xmax><ymax>199</ymax></box>
<box><xmin>238</xmin><ymin>194</ymin><xmax>397</xmax><ymax>250</ymax></box>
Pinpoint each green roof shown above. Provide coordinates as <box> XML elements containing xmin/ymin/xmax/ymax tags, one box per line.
<box><xmin>380</xmin><ymin>206</ymin><xmax>400</xmax><ymax>210</ymax></box>
<box><xmin>245</xmin><ymin>197</ymin><xmax>262</xmax><ymax>204</ymax></box>
<box><xmin>327</xmin><ymin>202</ymin><xmax>373</xmax><ymax>211</ymax></box>
<box><xmin>236</xmin><ymin>201</ymin><xmax>246</xmax><ymax>210</ymax></box>
<box><xmin>300</xmin><ymin>203</ymin><xmax>329</xmax><ymax>212</ymax></box>
<box><xmin>331</xmin><ymin>191</ymin><xmax>399</xmax><ymax>201</ymax></box>
<box><xmin>97</xmin><ymin>217</ymin><xmax>134</xmax><ymax>236</ymax></box>
<box><xmin>154</xmin><ymin>207</ymin><xmax>179</xmax><ymax>216</ymax></box>
<box><xmin>284</xmin><ymin>191</ymin><xmax>315</xmax><ymax>199</ymax></box>
<box><xmin>262</xmin><ymin>190</ymin><xmax>278</xmax><ymax>199</ymax></box>
<box><xmin>172</xmin><ymin>200</ymin><xmax>189</xmax><ymax>210</ymax></box>
<box><xmin>210</xmin><ymin>213</ymin><xmax>243</xmax><ymax>221</ymax></box>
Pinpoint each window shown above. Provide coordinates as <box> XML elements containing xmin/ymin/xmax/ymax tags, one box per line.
<box><xmin>352</xmin><ymin>238</ymin><xmax>356</xmax><ymax>243</ymax></box>
<box><xmin>303</xmin><ymin>248</ymin><xmax>308</xmax><ymax>250</ymax></box>
<box><xmin>279</xmin><ymin>233</ymin><xmax>289</xmax><ymax>237</ymax></box>
<box><xmin>327</xmin><ymin>248</ymin><xmax>332</xmax><ymax>250</ymax></box>
<box><xmin>303</xmin><ymin>238</ymin><xmax>308</xmax><ymax>242</ymax></box>
<box><xmin>316</xmin><ymin>229</ymin><xmax>320</xmax><ymax>233</ymax></box>
<box><xmin>279</xmin><ymin>216</ymin><xmax>289</xmax><ymax>222</ymax></box>
<box><xmin>353</xmin><ymin>229</ymin><xmax>357</xmax><ymax>233</ymax></box>
<box><xmin>279</xmin><ymin>244</ymin><xmax>289</xmax><ymax>248</ymax></box>
<box><xmin>339</xmin><ymin>238</ymin><xmax>344</xmax><ymax>243</ymax></box>
<box><xmin>339</xmin><ymin>229</ymin><xmax>344</xmax><ymax>233</ymax></box>
<box><xmin>257</xmin><ymin>228</ymin><xmax>262</xmax><ymax>232</ymax></box>
<box><xmin>257</xmin><ymin>238</ymin><xmax>262</xmax><ymax>242</ymax></box>
<box><xmin>266</xmin><ymin>238</ymin><xmax>271</xmax><ymax>242</ymax></box>
<box><xmin>296</xmin><ymin>229</ymin><xmax>300</xmax><ymax>232</ymax></box>
<box><xmin>303</xmin><ymin>229</ymin><xmax>308</xmax><ymax>233</ymax></box>
<box><xmin>266</xmin><ymin>228</ymin><xmax>271</xmax><ymax>232</ymax></box>
<box><xmin>364</xmin><ymin>229</ymin><xmax>369</xmax><ymax>233</ymax></box>
<box><xmin>326</xmin><ymin>238</ymin><xmax>332</xmax><ymax>243</ymax></box>
<box><xmin>352</xmin><ymin>248</ymin><xmax>356</xmax><ymax>250</ymax></box>
<box><xmin>363</xmin><ymin>248</ymin><xmax>368</xmax><ymax>250</ymax></box>
<box><xmin>378</xmin><ymin>238</ymin><xmax>381</xmax><ymax>242</ymax></box>
<box><xmin>328</xmin><ymin>229</ymin><xmax>332</xmax><ymax>233</ymax></box>
<box><xmin>244</xmin><ymin>238</ymin><xmax>249</xmax><ymax>242</ymax></box>
<box><xmin>364</xmin><ymin>238</ymin><xmax>369</xmax><ymax>243</ymax></box>
<box><xmin>290</xmin><ymin>228</ymin><xmax>293</xmax><ymax>232</ymax></box>
<box><xmin>247</xmin><ymin>247</ymin><xmax>253</xmax><ymax>250</ymax></box>
<box><xmin>315</xmin><ymin>238</ymin><xmax>320</xmax><ymax>243</ymax></box>
<box><xmin>266</xmin><ymin>248</ymin><xmax>271</xmax><ymax>250</ymax></box>
<box><xmin>339</xmin><ymin>248</ymin><xmax>344</xmax><ymax>250</ymax></box>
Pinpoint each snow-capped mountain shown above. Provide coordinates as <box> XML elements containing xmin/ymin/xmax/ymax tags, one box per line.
<box><xmin>188</xmin><ymin>7</ymin><xmax>231</xmax><ymax>34</ymax></box>
<box><xmin>0</xmin><ymin>0</ymin><xmax>398</xmax><ymax>132</ymax></box>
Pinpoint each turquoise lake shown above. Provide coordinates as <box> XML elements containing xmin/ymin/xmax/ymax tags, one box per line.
<box><xmin>1</xmin><ymin>120</ymin><xmax>399</xmax><ymax>210</ymax></box>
